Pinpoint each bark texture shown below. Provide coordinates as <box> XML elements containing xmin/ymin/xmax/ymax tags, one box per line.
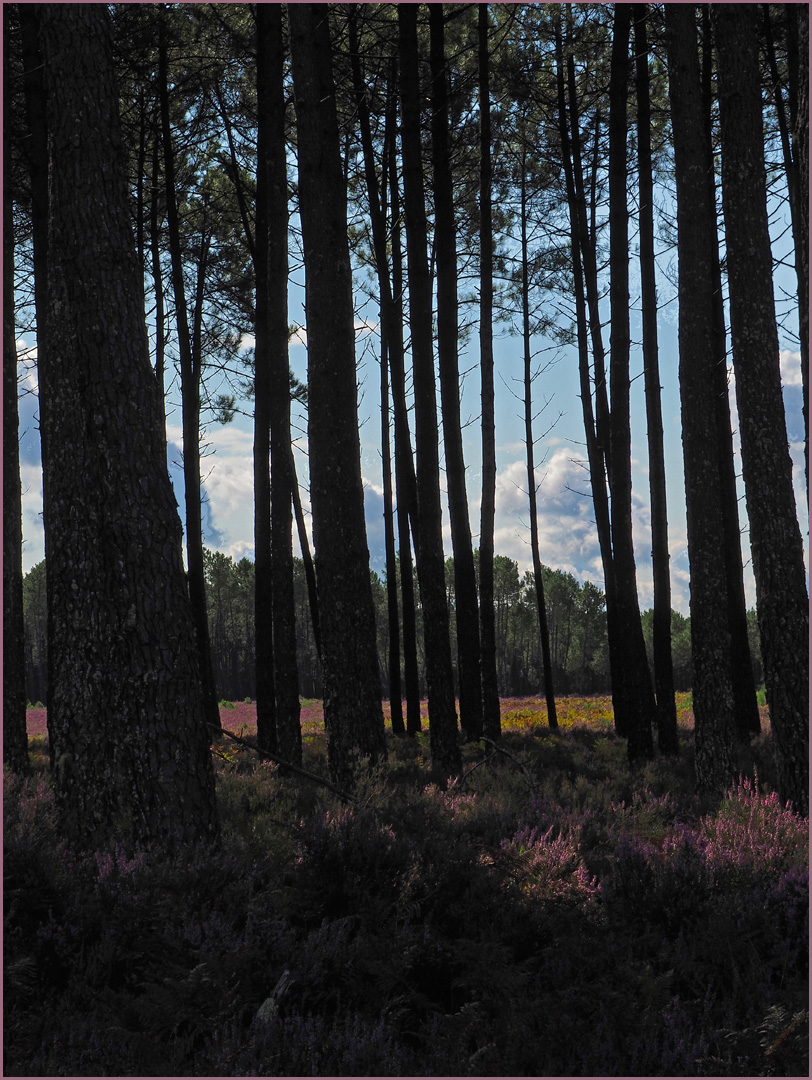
<box><xmin>398</xmin><ymin>3</ymin><xmax>460</xmax><ymax>777</ymax></box>
<box><xmin>289</xmin><ymin>3</ymin><xmax>386</xmax><ymax>788</ymax></box>
<box><xmin>35</xmin><ymin>2</ymin><xmax>218</xmax><ymax>845</ymax></box>
<box><xmin>714</xmin><ymin>4</ymin><xmax>809</xmax><ymax>814</ymax></box>
<box><xmin>429</xmin><ymin>4</ymin><xmax>483</xmax><ymax>742</ymax></box>
<box><xmin>666</xmin><ymin>4</ymin><xmax>737</xmax><ymax>794</ymax></box>
<box><xmin>3</xmin><ymin>22</ymin><xmax>29</xmax><ymax>773</ymax></box>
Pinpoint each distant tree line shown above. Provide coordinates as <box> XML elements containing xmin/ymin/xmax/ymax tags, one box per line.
<box><xmin>23</xmin><ymin>551</ymin><xmax>763</xmax><ymax>708</ymax></box>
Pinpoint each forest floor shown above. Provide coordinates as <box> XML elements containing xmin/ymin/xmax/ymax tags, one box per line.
<box><xmin>5</xmin><ymin>693</ymin><xmax>807</xmax><ymax>1077</ymax></box>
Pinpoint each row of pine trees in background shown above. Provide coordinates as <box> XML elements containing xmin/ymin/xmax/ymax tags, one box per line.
<box><xmin>24</xmin><ymin>550</ymin><xmax>764</xmax><ymax>707</ymax></box>
<box><xmin>4</xmin><ymin>4</ymin><xmax>807</xmax><ymax>850</ymax></box>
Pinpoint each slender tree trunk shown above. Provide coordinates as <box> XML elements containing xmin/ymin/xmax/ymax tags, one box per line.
<box><xmin>34</xmin><ymin>2</ymin><xmax>218</xmax><ymax>846</ymax></box>
<box><xmin>700</xmin><ymin>5</ymin><xmax>761</xmax><ymax>741</ymax></box>
<box><xmin>289</xmin><ymin>3</ymin><xmax>386</xmax><ymax>788</ymax></box>
<box><xmin>291</xmin><ymin>446</ymin><xmax>321</xmax><ymax>660</ymax></box>
<box><xmin>429</xmin><ymin>3</ymin><xmax>483</xmax><ymax>743</ymax></box>
<box><xmin>3</xmin><ymin>20</ymin><xmax>29</xmax><ymax>773</ymax></box>
<box><xmin>665</xmin><ymin>3</ymin><xmax>738</xmax><ymax>795</ymax></box>
<box><xmin>386</xmin><ymin>79</ymin><xmax>422</xmax><ymax>735</ymax></box>
<box><xmin>634</xmin><ymin>6</ymin><xmax>678</xmax><ymax>756</ymax></box>
<box><xmin>478</xmin><ymin>3</ymin><xmax>501</xmax><ymax>741</ymax></box>
<box><xmin>398</xmin><ymin>2</ymin><xmax>460</xmax><ymax>778</ymax></box>
<box><xmin>149</xmin><ymin>130</ymin><xmax>167</xmax><ymax>428</ymax></box>
<box><xmin>381</xmin><ymin>332</ymin><xmax>405</xmax><ymax>733</ymax></box>
<box><xmin>607</xmin><ymin>4</ymin><xmax>654</xmax><ymax>763</ymax></box>
<box><xmin>520</xmin><ymin>167</ymin><xmax>557</xmax><ymax>730</ymax></box>
<box><xmin>158</xmin><ymin>14</ymin><xmax>221</xmax><ymax>735</ymax></box>
<box><xmin>791</xmin><ymin>4</ymin><xmax>809</xmax><ymax>497</ymax></box>
<box><xmin>347</xmin><ymin>6</ymin><xmax>405</xmax><ymax>733</ymax></box>
<box><xmin>264</xmin><ymin>4</ymin><xmax>301</xmax><ymax>765</ymax></box>
<box><xmin>714</xmin><ymin>4</ymin><xmax>809</xmax><ymax>814</ymax></box>
<box><xmin>763</xmin><ymin>4</ymin><xmax>808</xmax><ymax>498</ymax></box>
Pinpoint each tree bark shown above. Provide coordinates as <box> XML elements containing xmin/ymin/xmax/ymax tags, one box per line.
<box><xmin>700</xmin><ymin>5</ymin><xmax>761</xmax><ymax>741</ymax></box>
<box><xmin>3</xmin><ymin>16</ymin><xmax>29</xmax><ymax>774</ymax></box>
<box><xmin>478</xmin><ymin>3</ymin><xmax>501</xmax><ymax>742</ymax></box>
<box><xmin>714</xmin><ymin>4</ymin><xmax>809</xmax><ymax>814</ymax></box>
<box><xmin>665</xmin><ymin>3</ymin><xmax>738</xmax><ymax>795</ymax></box>
<box><xmin>429</xmin><ymin>3</ymin><xmax>483</xmax><ymax>743</ymax></box>
<box><xmin>34</xmin><ymin>2</ymin><xmax>219</xmax><ymax>846</ymax></box>
<box><xmin>398</xmin><ymin>3</ymin><xmax>460</xmax><ymax>778</ymax></box>
<box><xmin>607</xmin><ymin>4</ymin><xmax>655</xmax><ymax>763</ymax></box>
<box><xmin>255</xmin><ymin>3</ymin><xmax>301</xmax><ymax>764</ymax></box>
<box><xmin>158</xmin><ymin>12</ymin><xmax>221</xmax><ymax>736</ymax></box>
<box><xmin>634</xmin><ymin>6</ymin><xmax>678</xmax><ymax>756</ymax></box>
<box><xmin>520</xmin><ymin>166</ymin><xmax>557</xmax><ymax>730</ymax></box>
<box><xmin>288</xmin><ymin>3</ymin><xmax>386</xmax><ymax>788</ymax></box>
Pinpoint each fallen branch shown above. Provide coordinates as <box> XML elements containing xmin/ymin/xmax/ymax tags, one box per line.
<box><xmin>210</xmin><ymin>724</ymin><xmax>356</xmax><ymax>803</ymax></box>
<box><xmin>457</xmin><ymin>749</ymin><xmax>500</xmax><ymax>792</ymax></box>
<box><xmin>482</xmin><ymin>737</ymin><xmax>539</xmax><ymax>795</ymax></box>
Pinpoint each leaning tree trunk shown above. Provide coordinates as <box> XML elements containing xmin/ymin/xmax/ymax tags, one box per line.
<box><xmin>158</xmin><ymin>14</ymin><xmax>221</xmax><ymax>736</ymax></box>
<box><xmin>607</xmin><ymin>4</ymin><xmax>654</xmax><ymax>764</ymax></box>
<box><xmin>288</xmin><ymin>3</ymin><xmax>386</xmax><ymax>789</ymax></box>
<box><xmin>398</xmin><ymin>2</ymin><xmax>460</xmax><ymax>779</ymax></box>
<box><xmin>429</xmin><ymin>3</ymin><xmax>483</xmax><ymax>743</ymax></box>
<box><xmin>665</xmin><ymin>3</ymin><xmax>738</xmax><ymax>796</ymax></box>
<box><xmin>478</xmin><ymin>2</ymin><xmax>501</xmax><ymax>741</ymax></box>
<box><xmin>3</xmin><ymin>21</ymin><xmax>29</xmax><ymax>774</ymax></box>
<box><xmin>714</xmin><ymin>4</ymin><xmax>809</xmax><ymax>815</ymax></box>
<box><xmin>634</xmin><ymin>6</ymin><xmax>678</xmax><ymax>756</ymax></box>
<box><xmin>34</xmin><ymin>2</ymin><xmax>218</xmax><ymax>846</ymax></box>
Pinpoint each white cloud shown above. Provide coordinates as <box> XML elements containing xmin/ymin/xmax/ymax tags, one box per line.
<box><xmin>780</xmin><ymin>349</ymin><xmax>803</xmax><ymax>388</ymax></box>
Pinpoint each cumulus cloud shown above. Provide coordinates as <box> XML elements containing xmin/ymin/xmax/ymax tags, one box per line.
<box><xmin>780</xmin><ymin>349</ymin><xmax>803</xmax><ymax>388</ymax></box>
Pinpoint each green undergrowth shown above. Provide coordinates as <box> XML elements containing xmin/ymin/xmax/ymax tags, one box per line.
<box><xmin>4</xmin><ymin>706</ymin><xmax>807</xmax><ymax>1077</ymax></box>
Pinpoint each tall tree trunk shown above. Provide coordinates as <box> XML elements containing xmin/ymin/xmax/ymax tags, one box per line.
<box><xmin>386</xmin><ymin>76</ymin><xmax>422</xmax><ymax>735</ymax></box>
<box><xmin>607</xmin><ymin>4</ymin><xmax>654</xmax><ymax>763</ymax></box>
<box><xmin>288</xmin><ymin>2</ymin><xmax>386</xmax><ymax>788</ymax></box>
<box><xmin>398</xmin><ymin>2</ymin><xmax>460</xmax><ymax>778</ymax></box>
<box><xmin>634</xmin><ymin>6</ymin><xmax>678</xmax><ymax>756</ymax></box>
<box><xmin>791</xmin><ymin>4</ymin><xmax>809</xmax><ymax>497</ymax></box>
<box><xmin>665</xmin><ymin>3</ymin><xmax>738</xmax><ymax>795</ymax></box>
<box><xmin>255</xmin><ymin>3</ymin><xmax>301</xmax><ymax>764</ymax></box>
<box><xmin>762</xmin><ymin>4</ymin><xmax>808</xmax><ymax>498</ymax></box>
<box><xmin>478</xmin><ymin>3</ymin><xmax>501</xmax><ymax>741</ymax></box>
<box><xmin>700</xmin><ymin>5</ymin><xmax>761</xmax><ymax>741</ymax></box>
<box><xmin>34</xmin><ymin>2</ymin><xmax>218</xmax><ymax>846</ymax></box>
<box><xmin>158</xmin><ymin>14</ymin><xmax>221</xmax><ymax>736</ymax></box>
<box><xmin>380</xmin><ymin>332</ymin><xmax>405</xmax><ymax>734</ymax></box>
<box><xmin>520</xmin><ymin>166</ymin><xmax>557</xmax><ymax>730</ymax></box>
<box><xmin>3</xmin><ymin>18</ymin><xmax>29</xmax><ymax>774</ymax></box>
<box><xmin>713</xmin><ymin>4</ymin><xmax>809</xmax><ymax>814</ymax></box>
<box><xmin>347</xmin><ymin>5</ymin><xmax>405</xmax><ymax>734</ymax></box>
<box><xmin>149</xmin><ymin>130</ymin><xmax>167</xmax><ymax>430</ymax></box>
<box><xmin>429</xmin><ymin>3</ymin><xmax>483</xmax><ymax>743</ymax></box>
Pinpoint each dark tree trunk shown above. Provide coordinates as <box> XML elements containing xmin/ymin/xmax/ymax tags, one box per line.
<box><xmin>714</xmin><ymin>4</ymin><xmax>809</xmax><ymax>814</ymax></box>
<box><xmin>387</xmin><ymin>103</ymin><xmax>422</xmax><ymax>736</ymax></box>
<box><xmin>665</xmin><ymin>3</ymin><xmax>737</xmax><ymax>795</ymax></box>
<box><xmin>763</xmin><ymin>4</ymin><xmax>808</xmax><ymax>498</ymax></box>
<box><xmin>520</xmin><ymin>167</ymin><xmax>557</xmax><ymax>730</ymax></box>
<box><xmin>34</xmin><ymin>2</ymin><xmax>218</xmax><ymax>846</ymax></box>
<box><xmin>380</xmin><ymin>332</ymin><xmax>405</xmax><ymax>734</ymax></box>
<box><xmin>478</xmin><ymin>3</ymin><xmax>501</xmax><ymax>742</ymax></box>
<box><xmin>607</xmin><ymin>4</ymin><xmax>655</xmax><ymax>764</ymax></box>
<box><xmin>149</xmin><ymin>131</ymin><xmax>167</xmax><ymax>427</ymax></box>
<box><xmin>347</xmin><ymin>6</ymin><xmax>405</xmax><ymax>733</ymax></box>
<box><xmin>3</xmin><ymin>19</ymin><xmax>29</xmax><ymax>774</ymax></box>
<box><xmin>255</xmin><ymin>3</ymin><xmax>301</xmax><ymax>763</ymax></box>
<box><xmin>398</xmin><ymin>3</ymin><xmax>460</xmax><ymax>778</ymax></box>
<box><xmin>158</xmin><ymin>14</ymin><xmax>221</xmax><ymax>735</ymax></box>
<box><xmin>288</xmin><ymin>3</ymin><xmax>386</xmax><ymax>788</ymax></box>
<box><xmin>791</xmin><ymin>4</ymin><xmax>809</xmax><ymax>497</ymax></box>
<box><xmin>634</xmin><ymin>6</ymin><xmax>678</xmax><ymax>756</ymax></box>
<box><xmin>291</xmin><ymin>446</ymin><xmax>321</xmax><ymax>660</ymax></box>
<box><xmin>700</xmin><ymin>6</ymin><xmax>761</xmax><ymax>741</ymax></box>
<box><xmin>428</xmin><ymin>4</ymin><xmax>483</xmax><ymax>743</ymax></box>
